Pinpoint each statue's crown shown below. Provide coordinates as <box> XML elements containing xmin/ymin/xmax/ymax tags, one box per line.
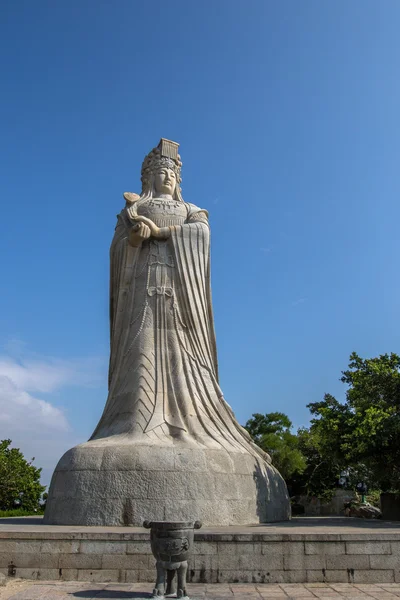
<box><xmin>141</xmin><ymin>138</ymin><xmax>182</xmax><ymax>189</ymax></box>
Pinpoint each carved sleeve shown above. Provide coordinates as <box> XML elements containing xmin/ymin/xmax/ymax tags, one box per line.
<box><xmin>186</xmin><ymin>210</ymin><xmax>209</xmax><ymax>226</ymax></box>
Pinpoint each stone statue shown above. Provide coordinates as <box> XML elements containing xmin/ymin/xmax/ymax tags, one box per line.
<box><xmin>44</xmin><ymin>139</ymin><xmax>290</xmax><ymax>526</ymax></box>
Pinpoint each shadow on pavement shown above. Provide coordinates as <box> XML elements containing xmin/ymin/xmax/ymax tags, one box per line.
<box><xmin>71</xmin><ymin>592</ymin><xmax>152</xmax><ymax>599</ymax></box>
<box><xmin>0</xmin><ymin>517</ymin><xmax>44</xmax><ymax>524</ymax></box>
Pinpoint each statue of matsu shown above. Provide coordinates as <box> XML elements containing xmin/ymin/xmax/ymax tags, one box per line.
<box><xmin>44</xmin><ymin>139</ymin><xmax>290</xmax><ymax>526</ymax></box>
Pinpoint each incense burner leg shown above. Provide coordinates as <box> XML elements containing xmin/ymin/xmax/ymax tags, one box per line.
<box><xmin>177</xmin><ymin>560</ymin><xmax>188</xmax><ymax>598</ymax></box>
<box><xmin>166</xmin><ymin>568</ymin><xmax>177</xmax><ymax>595</ymax></box>
<box><xmin>152</xmin><ymin>560</ymin><xmax>166</xmax><ymax>598</ymax></box>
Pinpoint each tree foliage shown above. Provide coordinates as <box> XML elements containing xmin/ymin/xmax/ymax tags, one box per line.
<box><xmin>244</xmin><ymin>352</ymin><xmax>400</xmax><ymax>500</ymax></box>
<box><xmin>292</xmin><ymin>425</ymin><xmax>342</xmax><ymax>500</ymax></box>
<box><xmin>244</xmin><ymin>412</ymin><xmax>306</xmax><ymax>480</ymax></box>
<box><xmin>0</xmin><ymin>439</ymin><xmax>45</xmax><ymax>511</ymax></box>
<box><xmin>307</xmin><ymin>352</ymin><xmax>400</xmax><ymax>492</ymax></box>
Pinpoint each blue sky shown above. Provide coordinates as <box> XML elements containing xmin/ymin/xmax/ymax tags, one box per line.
<box><xmin>1</xmin><ymin>1</ymin><xmax>400</xmax><ymax>485</ymax></box>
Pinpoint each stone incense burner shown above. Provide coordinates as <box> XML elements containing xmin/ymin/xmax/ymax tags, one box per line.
<box><xmin>143</xmin><ymin>520</ymin><xmax>202</xmax><ymax>598</ymax></box>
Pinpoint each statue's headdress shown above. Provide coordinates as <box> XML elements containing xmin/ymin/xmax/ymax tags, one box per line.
<box><xmin>124</xmin><ymin>138</ymin><xmax>184</xmax><ymax>206</ymax></box>
<box><xmin>141</xmin><ymin>138</ymin><xmax>182</xmax><ymax>191</ymax></box>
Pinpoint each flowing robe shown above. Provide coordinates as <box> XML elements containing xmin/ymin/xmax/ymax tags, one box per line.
<box><xmin>91</xmin><ymin>198</ymin><xmax>267</xmax><ymax>461</ymax></box>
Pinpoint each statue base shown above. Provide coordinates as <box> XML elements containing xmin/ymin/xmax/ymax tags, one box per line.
<box><xmin>44</xmin><ymin>439</ymin><xmax>290</xmax><ymax>526</ymax></box>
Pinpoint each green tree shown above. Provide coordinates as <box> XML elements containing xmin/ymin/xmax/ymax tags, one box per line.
<box><xmin>293</xmin><ymin>425</ymin><xmax>342</xmax><ymax>500</ymax></box>
<box><xmin>244</xmin><ymin>412</ymin><xmax>306</xmax><ymax>480</ymax></box>
<box><xmin>0</xmin><ymin>440</ymin><xmax>45</xmax><ymax>511</ymax></box>
<box><xmin>307</xmin><ymin>352</ymin><xmax>400</xmax><ymax>492</ymax></box>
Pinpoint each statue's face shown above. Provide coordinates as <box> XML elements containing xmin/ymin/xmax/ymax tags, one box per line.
<box><xmin>154</xmin><ymin>167</ymin><xmax>176</xmax><ymax>196</ymax></box>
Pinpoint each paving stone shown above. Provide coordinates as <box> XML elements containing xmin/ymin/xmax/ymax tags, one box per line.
<box><xmin>257</xmin><ymin>597</ymin><xmax>287</xmax><ymax>600</ymax></box>
<box><xmin>284</xmin><ymin>592</ymin><xmax>315</xmax><ymax>596</ymax></box>
<box><xmin>6</xmin><ymin>581</ymin><xmax>400</xmax><ymax>599</ymax></box>
<box><xmin>354</xmin><ymin>584</ymin><xmax>388</xmax><ymax>590</ymax></box>
<box><xmin>282</xmin><ymin>591</ymin><xmax>316</xmax><ymax>597</ymax></box>
<box><xmin>5</xmin><ymin>585</ymin><xmax>53</xmax><ymax>599</ymax></box>
<box><xmin>256</xmin><ymin>590</ymin><xmax>286</xmax><ymax>597</ymax></box>
<box><xmin>365</xmin><ymin>595</ymin><xmax>400</xmax><ymax>600</ymax></box>
<box><xmin>256</xmin><ymin>586</ymin><xmax>284</xmax><ymax>591</ymax></box>
<box><xmin>380</xmin><ymin>584</ymin><xmax>400</xmax><ymax>590</ymax></box>
<box><xmin>308</xmin><ymin>594</ymin><xmax>342</xmax><ymax>598</ymax></box>
<box><xmin>36</xmin><ymin>595</ymin><xmax>80</xmax><ymax>600</ymax></box>
<box><xmin>328</xmin><ymin>595</ymin><xmax>365</xmax><ymax>599</ymax></box>
<box><xmin>304</xmin><ymin>583</ymin><xmax>332</xmax><ymax>590</ymax></box>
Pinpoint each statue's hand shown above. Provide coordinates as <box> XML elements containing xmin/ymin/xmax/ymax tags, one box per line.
<box><xmin>129</xmin><ymin>222</ymin><xmax>151</xmax><ymax>247</ymax></box>
<box><xmin>133</xmin><ymin>216</ymin><xmax>170</xmax><ymax>240</ymax></box>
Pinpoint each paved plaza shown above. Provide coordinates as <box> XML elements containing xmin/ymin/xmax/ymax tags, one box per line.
<box><xmin>2</xmin><ymin>581</ymin><xmax>400</xmax><ymax>600</ymax></box>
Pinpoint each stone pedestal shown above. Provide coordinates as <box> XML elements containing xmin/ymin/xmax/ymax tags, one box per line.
<box><xmin>44</xmin><ymin>440</ymin><xmax>290</xmax><ymax>526</ymax></box>
<box><xmin>3</xmin><ymin>518</ymin><xmax>400</xmax><ymax>584</ymax></box>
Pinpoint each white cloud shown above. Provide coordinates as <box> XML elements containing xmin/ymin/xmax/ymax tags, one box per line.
<box><xmin>0</xmin><ymin>346</ymin><xmax>105</xmax><ymax>487</ymax></box>
<box><xmin>0</xmin><ymin>375</ymin><xmax>68</xmax><ymax>432</ymax></box>
<box><xmin>0</xmin><ymin>354</ymin><xmax>104</xmax><ymax>394</ymax></box>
